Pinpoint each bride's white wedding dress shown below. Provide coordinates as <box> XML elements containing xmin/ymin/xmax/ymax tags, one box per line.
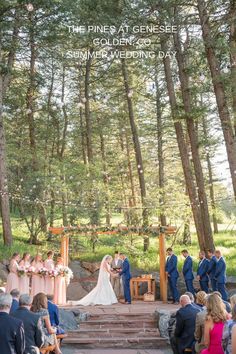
<box><xmin>72</xmin><ymin>255</ymin><xmax>118</xmax><ymax>306</ymax></box>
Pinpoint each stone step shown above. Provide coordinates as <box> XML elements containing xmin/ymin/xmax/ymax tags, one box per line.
<box><xmin>63</xmin><ymin>336</ymin><xmax>168</xmax><ymax>349</ymax></box>
<box><xmin>89</xmin><ymin>312</ymin><xmax>155</xmax><ymax>321</ymax></box>
<box><xmin>67</xmin><ymin>328</ymin><xmax>160</xmax><ymax>338</ymax></box>
<box><xmin>79</xmin><ymin>319</ymin><xmax>156</xmax><ymax>329</ymax></box>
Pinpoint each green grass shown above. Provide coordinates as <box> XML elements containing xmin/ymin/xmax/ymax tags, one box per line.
<box><xmin>0</xmin><ymin>217</ymin><xmax>236</xmax><ymax>275</ymax></box>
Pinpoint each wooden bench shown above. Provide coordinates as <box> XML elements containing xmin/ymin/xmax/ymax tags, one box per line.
<box><xmin>40</xmin><ymin>345</ymin><xmax>55</xmax><ymax>354</ymax></box>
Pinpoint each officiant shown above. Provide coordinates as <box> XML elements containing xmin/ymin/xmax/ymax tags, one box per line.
<box><xmin>111</xmin><ymin>251</ymin><xmax>123</xmax><ymax>299</ymax></box>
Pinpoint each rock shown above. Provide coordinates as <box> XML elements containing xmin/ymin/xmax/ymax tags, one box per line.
<box><xmin>156</xmin><ymin>309</ymin><xmax>171</xmax><ymax>339</ymax></box>
<box><xmin>0</xmin><ymin>264</ymin><xmax>8</xmax><ymax>284</ymax></box>
<box><xmin>228</xmin><ymin>289</ymin><xmax>236</xmax><ymax>297</ymax></box>
<box><xmin>80</xmin><ymin>279</ymin><xmax>97</xmax><ymax>293</ymax></box>
<box><xmin>59</xmin><ymin>309</ymin><xmax>79</xmax><ymax>330</ymax></box>
<box><xmin>67</xmin><ymin>282</ymin><xmax>88</xmax><ymax>300</ymax></box>
<box><xmin>81</xmin><ymin>261</ymin><xmax>101</xmax><ymax>273</ymax></box>
<box><xmin>69</xmin><ymin>261</ymin><xmax>92</xmax><ymax>281</ymax></box>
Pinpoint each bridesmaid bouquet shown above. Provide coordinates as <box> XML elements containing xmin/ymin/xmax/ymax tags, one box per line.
<box><xmin>27</xmin><ymin>266</ymin><xmax>35</xmax><ymax>276</ymax></box>
<box><xmin>17</xmin><ymin>266</ymin><xmax>26</xmax><ymax>277</ymax></box>
<box><xmin>38</xmin><ymin>267</ymin><xmax>48</xmax><ymax>277</ymax></box>
<box><xmin>48</xmin><ymin>269</ymin><xmax>57</xmax><ymax>278</ymax></box>
<box><xmin>57</xmin><ymin>266</ymin><xmax>73</xmax><ymax>285</ymax></box>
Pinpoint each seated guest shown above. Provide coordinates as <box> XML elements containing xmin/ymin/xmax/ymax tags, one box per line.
<box><xmin>232</xmin><ymin>325</ymin><xmax>236</xmax><ymax>354</ymax></box>
<box><xmin>10</xmin><ymin>289</ymin><xmax>20</xmax><ymax>314</ymax></box>
<box><xmin>201</xmin><ymin>293</ymin><xmax>228</xmax><ymax>354</ymax></box>
<box><xmin>223</xmin><ymin>294</ymin><xmax>236</xmax><ymax>354</ymax></box>
<box><xmin>31</xmin><ymin>293</ymin><xmax>62</xmax><ymax>354</ymax></box>
<box><xmin>0</xmin><ymin>293</ymin><xmax>25</xmax><ymax>354</ymax></box>
<box><xmin>215</xmin><ymin>250</ymin><xmax>228</xmax><ymax>302</ymax></box>
<box><xmin>182</xmin><ymin>250</ymin><xmax>195</xmax><ymax>295</ymax></box>
<box><xmin>174</xmin><ymin>294</ymin><xmax>200</xmax><ymax>353</ymax></box>
<box><xmin>184</xmin><ymin>291</ymin><xmax>202</xmax><ymax>311</ymax></box>
<box><xmin>47</xmin><ymin>294</ymin><xmax>65</xmax><ymax>334</ymax></box>
<box><xmin>196</xmin><ymin>291</ymin><xmax>207</xmax><ymax>310</ymax></box>
<box><xmin>213</xmin><ymin>291</ymin><xmax>231</xmax><ymax>314</ymax></box>
<box><xmin>197</xmin><ymin>251</ymin><xmax>209</xmax><ymax>293</ymax></box>
<box><xmin>194</xmin><ymin>293</ymin><xmax>208</xmax><ymax>353</ymax></box>
<box><xmin>12</xmin><ymin>294</ymin><xmax>44</xmax><ymax>354</ymax></box>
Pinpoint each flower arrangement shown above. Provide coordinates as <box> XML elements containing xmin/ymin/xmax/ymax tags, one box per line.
<box><xmin>57</xmin><ymin>266</ymin><xmax>73</xmax><ymax>285</ymax></box>
<box><xmin>26</xmin><ymin>266</ymin><xmax>35</xmax><ymax>276</ymax></box>
<box><xmin>17</xmin><ymin>266</ymin><xmax>26</xmax><ymax>277</ymax></box>
<box><xmin>48</xmin><ymin>269</ymin><xmax>57</xmax><ymax>278</ymax></box>
<box><xmin>38</xmin><ymin>267</ymin><xmax>48</xmax><ymax>277</ymax></box>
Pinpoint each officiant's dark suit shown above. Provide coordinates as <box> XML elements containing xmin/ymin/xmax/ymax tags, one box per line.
<box><xmin>120</xmin><ymin>257</ymin><xmax>132</xmax><ymax>304</ymax></box>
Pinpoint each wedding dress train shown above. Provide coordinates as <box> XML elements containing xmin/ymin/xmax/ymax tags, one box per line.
<box><xmin>72</xmin><ymin>255</ymin><xmax>118</xmax><ymax>306</ymax></box>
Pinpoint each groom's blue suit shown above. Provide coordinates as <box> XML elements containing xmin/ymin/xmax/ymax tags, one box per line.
<box><xmin>120</xmin><ymin>257</ymin><xmax>132</xmax><ymax>304</ymax></box>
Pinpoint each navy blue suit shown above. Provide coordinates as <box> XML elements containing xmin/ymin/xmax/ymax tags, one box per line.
<box><xmin>48</xmin><ymin>300</ymin><xmax>65</xmax><ymax>334</ymax></box>
<box><xmin>182</xmin><ymin>256</ymin><xmax>195</xmax><ymax>295</ymax></box>
<box><xmin>207</xmin><ymin>255</ymin><xmax>217</xmax><ymax>291</ymax></box>
<box><xmin>10</xmin><ymin>298</ymin><xmax>19</xmax><ymax>315</ymax></box>
<box><xmin>0</xmin><ymin>311</ymin><xmax>25</xmax><ymax>354</ymax></box>
<box><xmin>165</xmin><ymin>254</ymin><xmax>179</xmax><ymax>302</ymax></box>
<box><xmin>215</xmin><ymin>257</ymin><xmax>228</xmax><ymax>301</ymax></box>
<box><xmin>120</xmin><ymin>258</ymin><xmax>132</xmax><ymax>303</ymax></box>
<box><xmin>175</xmin><ymin>304</ymin><xmax>200</xmax><ymax>353</ymax></box>
<box><xmin>197</xmin><ymin>258</ymin><xmax>209</xmax><ymax>293</ymax></box>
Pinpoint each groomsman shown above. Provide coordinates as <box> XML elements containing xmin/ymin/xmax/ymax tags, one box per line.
<box><xmin>215</xmin><ymin>250</ymin><xmax>228</xmax><ymax>301</ymax></box>
<box><xmin>197</xmin><ymin>251</ymin><xmax>209</xmax><ymax>293</ymax></box>
<box><xmin>207</xmin><ymin>249</ymin><xmax>217</xmax><ymax>291</ymax></box>
<box><xmin>181</xmin><ymin>249</ymin><xmax>195</xmax><ymax>295</ymax></box>
<box><xmin>165</xmin><ymin>247</ymin><xmax>179</xmax><ymax>304</ymax></box>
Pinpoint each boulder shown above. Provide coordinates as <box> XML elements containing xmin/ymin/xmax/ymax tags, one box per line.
<box><xmin>80</xmin><ymin>279</ymin><xmax>97</xmax><ymax>293</ymax></box>
<box><xmin>156</xmin><ymin>309</ymin><xmax>172</xmax><ymax>339</ymax></box>
<box><xmin>0</xmin><ymin>263</ymin><xmax>8</xmax><ymax>285</ymax></box>
<box><xmin>69</xmin><ymin>261</ymin><xmax>92</xmax><ymax>281</ymax></box>
<box><xmin>67</xmin><ymin>282</ymin><xmax>88</xmax><ymax>300</ymax></box>
<box><xmin>80</xmin><ymin>261</ymin><xmax>101</xmax><ymax>273</ymax></box>
<box><xmin>59</xmin><ymin>309</ymin><xmax>79</xmax><ymax>330</ymax></box>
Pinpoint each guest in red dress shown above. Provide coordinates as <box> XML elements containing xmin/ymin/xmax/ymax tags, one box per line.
<box><xmin>201</xmin><ymin>293</ymin><xmax>228</xmax><ymax>354</ymax></box>
<box><xmin>18</xmin><ymin>252</ymin><xmax>31</xmax><ymax>294</ymax></box>
<box><xmin>6</xmin><ymin>253</ymin><xmax>20</xmax><ymax>293</ymax></box>
<box><xmin>44</xmin><ymin>251</ymin><xmax>55</xmax><ymax>295</ymax></box>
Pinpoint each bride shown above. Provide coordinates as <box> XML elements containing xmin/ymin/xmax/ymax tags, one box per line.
<box><xmin>71</xmin><ymin>255</ymin><xmax>118</xmax><ymax>306</ymax></box>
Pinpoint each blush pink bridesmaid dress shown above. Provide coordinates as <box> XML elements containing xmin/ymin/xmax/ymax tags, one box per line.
<box><xmin>6</xmin><ymin>260</ymin><xmax>19</xmax><ymax>293</ymax></box>
<box><xmin>18</xmin><ymin>260</ymin><xmax>30</xmax><ymax>294</ymax></box>
<box><xmin>31</xmin><ymin>261</ymin><xmax>45</xmax><ymax>297</ymax></box>
<box><xmin>44</xmin><ymin>258</ymin><xmax>55</xmax><ymax>295</ymax></box>
<box><xmin>54</xmin><ymin>264</ymin><xmax>66</xmax><ymax>305</ymax></box>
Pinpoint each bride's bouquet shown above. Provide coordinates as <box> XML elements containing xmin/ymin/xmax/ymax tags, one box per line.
<box><xmin>48</xmin><ymin>269</ymin><xmax>57</xmax><ymax>278</ymax></box>
<box><xmin>26</xmin><ymin>266</ymin><xmax>35</xmax><ymax>277</ymax></box>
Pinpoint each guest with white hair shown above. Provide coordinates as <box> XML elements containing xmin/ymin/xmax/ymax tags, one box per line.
<box><xmin>174</xmin><ymin>294</ymin><xmax>201</xmax><ymax>353</ymax></box>
<box><xmin>0</xmin><ymin>293</ymin><xmax>25</xmax><ymax>354</ymax></box>
<box><xmin>12</xmin><ymin>294</ymin><xmax>44</xmax><ymax>354</ymax></box>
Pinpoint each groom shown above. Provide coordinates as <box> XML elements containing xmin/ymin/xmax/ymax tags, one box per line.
<box><xmin>119</xmin><ymin>253</ymin><xmax>132</xmax><ymax>304</ymax></box>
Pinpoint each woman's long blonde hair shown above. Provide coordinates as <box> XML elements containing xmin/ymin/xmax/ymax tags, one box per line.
<box><xmin>206</xmin><ymin>293</ymin><xmax>227</xmax><ymax>323</ymax></box>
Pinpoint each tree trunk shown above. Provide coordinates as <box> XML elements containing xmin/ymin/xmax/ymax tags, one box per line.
<box><xmin>161</xmin><ymin>38</ymin><xmax>207</xmax><ymax>251</ymax></box>
<box><xmin>0</xmin><ymin>9</ymin><xmax>20</xmax><ymax>245</ymax></box>
<box><xmin>202</xmin><ymin>118</ymin><xmax>218</xmax><ymax>234</ymax></box>
<box><xmin>198</xmin><ymin>0</ymin><xmax>236</xmax><ymax>199</ymax></box>
<box><xmin>155</xmin><ymin>73</ymin><xmax>166</xmax><ymax>226</ymax></box>
<box><xmin>121</xmin><ymin>58</ymin><xmax>149</xmax><ymax>232</ymax></box>
<box><xmin>84</xmin><ymin>48</ymin><xmax>93</xmax><ymax>163</ymax></box>
<box><xmin>173</xmin><ymin>29</ymin><xmax>214</xmax><ymax>250</ymax></box>
<box><xmin>229</xmin><ymin>0</ymin><xmax>236</xmax><ymax>134</ymax></box>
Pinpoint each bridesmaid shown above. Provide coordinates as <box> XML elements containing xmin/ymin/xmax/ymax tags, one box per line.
<box><xmin>18</xmin><ymin>252</ymin><xmax>31</xmax><ymax>294</ymax></box>
<box><xmin>6</xmin><ymin>253</ymin><xmax>20</xmax><ymax>293</ymax></box>
<box><xmin>44</xmin><ymin>251</ymin><xmax>55</xmax><ymax>295</ymax></box>
<box><xmin>31</xmin><ymin>254</ymin><xmax>45</xmax><ymax>297</ymax></box>
<box><xmin>54</xmin><ymin>257</ymin><xmax>66</xmax><ymax>305</ymax></box>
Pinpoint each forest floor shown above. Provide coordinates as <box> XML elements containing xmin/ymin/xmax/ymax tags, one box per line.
<box><xmin>0</xmin><ymin>217</ymin><xmax>236</xmax><ymax>274</ymax></box>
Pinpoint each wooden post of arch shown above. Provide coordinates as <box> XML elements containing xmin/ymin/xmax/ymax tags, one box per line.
<box><xmin>159</xmin><ymin>226</ymin><xmax>176</xmax><ymax>303</ymax></box>
<box><xmin>48</xmin><ymin>227</ymin><xmax>69</xmax><ymax>266</ymax></box>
